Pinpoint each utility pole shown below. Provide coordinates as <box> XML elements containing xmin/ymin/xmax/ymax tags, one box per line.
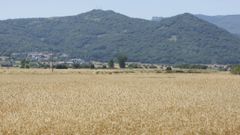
<box><xmin>50</xmin><ymin>49</ymin><xmax>54</xmax><ymax>72</ymax></box>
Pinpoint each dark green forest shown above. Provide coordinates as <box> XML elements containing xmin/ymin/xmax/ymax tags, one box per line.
<box><xmin>1</xmin><ymin>10</ymin><xmax>240</xmax><ymax>64</ymax></box>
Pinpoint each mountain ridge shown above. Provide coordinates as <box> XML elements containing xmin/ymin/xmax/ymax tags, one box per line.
<box><xmin>1</xmin><ymin>10</ymin><xmax>240</xmax><ymax>64</ymax></box>
<box><xmin>196</xmin><ymin>14</ymin><xmax>240</xmax><ymax>35</ymax></box>
<box><xmin>153</xmin><ymin>14</ymin><xmax>240</xmax><ymax>35</ymax></box>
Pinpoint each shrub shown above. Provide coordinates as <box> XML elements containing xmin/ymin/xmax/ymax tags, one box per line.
<box><xmin>108</xmin><ymin>59</ymin><xmax>114</xmax><ymax>69</ymax></box>
<box><xmin>166</xmin><ymin>67</ymin><xmax>173</xmax><ymax>73</ymax></box>
<box><xmin>175</xmin><ymin>64</ymin><xmax>208</xmax><ymax>69</ymax></box>
<box><xmin>128</xmin><ymin>63</ymin><xmax>142</xmax><ymax>69</ymax></box>
<box><xmin>102</xmin><ymin>65</ymin><xmax>107</xmax><ymax>69</ymax></box>
<box><xmin>231</xmin><ymin>65</ymin><xmax>240</xmax><ymax>74</ymax></box>
<box><xmin>175</xmin><ymin>70</ymin><xmax>184</xmax><ymax>73</ymax></box>
<box><xmin>39</xmin><ymin>63</ymin><xmax>50</xmax><ymax>69</ymax></box>
<box><xmin>148</xmin><ymin>65</ymin><xmax>158</xmax><ymax>69</ymax></box>
<box><xmin>55</xmin><ymin>64</ymin><xmax>68</xmax><ymax>69</ymax></box>
<box><xmin>90</xmin><ymin>64</ymin><xmax>95</xmax><ymax>69</ymax></box>
<box><xmin>72</xmin><ymin>63</ymin><xmax>81</xmax><ymax>69</ymax></box>
<box><xmin>166</xmin><ymin>67</ymin><xmax>172</xmax><ymax>71</ymax></box>
<box><xmin>72</xmin><ymin>63</ymin><xmax>95</xmax><ymax>69</ymax></box>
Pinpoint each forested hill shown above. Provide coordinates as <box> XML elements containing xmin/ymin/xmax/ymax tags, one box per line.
<box><xmin>196</xmin><ymin>14</ymin><xmax>240</xmax><ymax>35</ymax></box>
<box><xmin>1</xmin><ymin>10</ymin><xmax>240</xmax><ymax>64</ymax></box>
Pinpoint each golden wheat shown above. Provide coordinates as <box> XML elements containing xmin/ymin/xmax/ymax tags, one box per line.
<box><xmin>0</xmin><ymin>69</ymin><xmax>240</xmax><ymax>134</ymax></box>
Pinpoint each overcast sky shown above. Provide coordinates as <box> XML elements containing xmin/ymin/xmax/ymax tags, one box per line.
<box><xmin>0</xmin><ymin>0</ymin><xmax>239</xmax><ymax>20</ymax></box>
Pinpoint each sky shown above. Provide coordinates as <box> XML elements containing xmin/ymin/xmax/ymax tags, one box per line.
<box><xmin>0</xmin><ymin>0</ymin><xmax>240</xmax><ymax>20</ymax></box>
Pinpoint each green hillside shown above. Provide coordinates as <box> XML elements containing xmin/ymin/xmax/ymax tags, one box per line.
<box><xmin>196</xmin><ymin>14</ymin><xmax>240</xmax><ymax>35</ymax></box>
<box><xmin>1</xmin><ymin>10</ymin><xmax>240</xmax><ymax>64</ymax></box>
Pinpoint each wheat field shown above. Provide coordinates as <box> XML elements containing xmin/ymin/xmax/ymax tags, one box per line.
<box><xmin>0</xmin><ymin>69</ymin><xmax>240</xmax><ymax>135</ymax></box>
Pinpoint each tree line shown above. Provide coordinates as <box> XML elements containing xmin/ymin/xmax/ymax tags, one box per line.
<box><xmin>20</xmin><ymin>55</ymin><xmax>129</xmax><ymax>69</ymax></box>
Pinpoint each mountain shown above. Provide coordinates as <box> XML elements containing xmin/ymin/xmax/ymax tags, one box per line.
<box><xmin>1</xmin><ymin>10</ymin><xmax>240</xmax><ymax>64</ymax></box>
<box><xmin>153</xmin><ymin>14</ymin><xmax>240</xmax><ymax>36</ymax></box>
<box><xmin>196</xmin><ymin>15</ymin><xmax>240</xmax><ymax>35</ymax></box>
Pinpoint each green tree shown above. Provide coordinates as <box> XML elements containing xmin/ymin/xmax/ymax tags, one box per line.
<box><xmin>108</xmin><ymin>59</ymin><xmax>114</xmax><ymax>69</ymax></box>
<box><xmin>90</xmin><ymin>63</ymin><xmax>95</xmax><ymax>69</ymax></box>
<box><xmin>166</xmin><ymin>66</ymin><xmax>172</xmax><ymax>71</ymax></box>
<box><xmin>20</xmin><ymin>59</ymin><xmax>30</xmax><ymax>68</ymax></box>
<box><xmin>117</xmin><ymin>55</ymin><xmax>128</xmax><ymax>68</ymax></box>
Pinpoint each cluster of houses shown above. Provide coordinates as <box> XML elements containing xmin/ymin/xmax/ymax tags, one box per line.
<box><xmin>0</xmin><ymin>52</ymin><xmax>88</xmax><ymax>68</ymax></box>
<box><xmin>0</xmin><ymin>56</ymin><xmax>14</xmax><ymax>67</ymax></box>
<box><xmin>11</xmin><ymin>52</ymin><xmax>53</xmax><ymax>61</ymax></box>
<box><xmin>207</xmin><ymin>64</ymin><xmax>232</xmax><ymax>71</ymax></box>
<box><xmin>26</xmin><ymin>52</ymin><xmax>51</xmax><ymax>61</ymax></box>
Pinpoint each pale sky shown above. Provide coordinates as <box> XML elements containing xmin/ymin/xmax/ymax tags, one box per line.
<box><xmin>0</xmin><ymin>0</ymin><xmax>239</xmax><ymax>20</ymax></box>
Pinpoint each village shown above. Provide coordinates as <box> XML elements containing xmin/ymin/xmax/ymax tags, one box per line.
<box><xmin>0</xmin><ymin>52</ymin><xmax>232</xmax><ymax>71</ymax></box>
